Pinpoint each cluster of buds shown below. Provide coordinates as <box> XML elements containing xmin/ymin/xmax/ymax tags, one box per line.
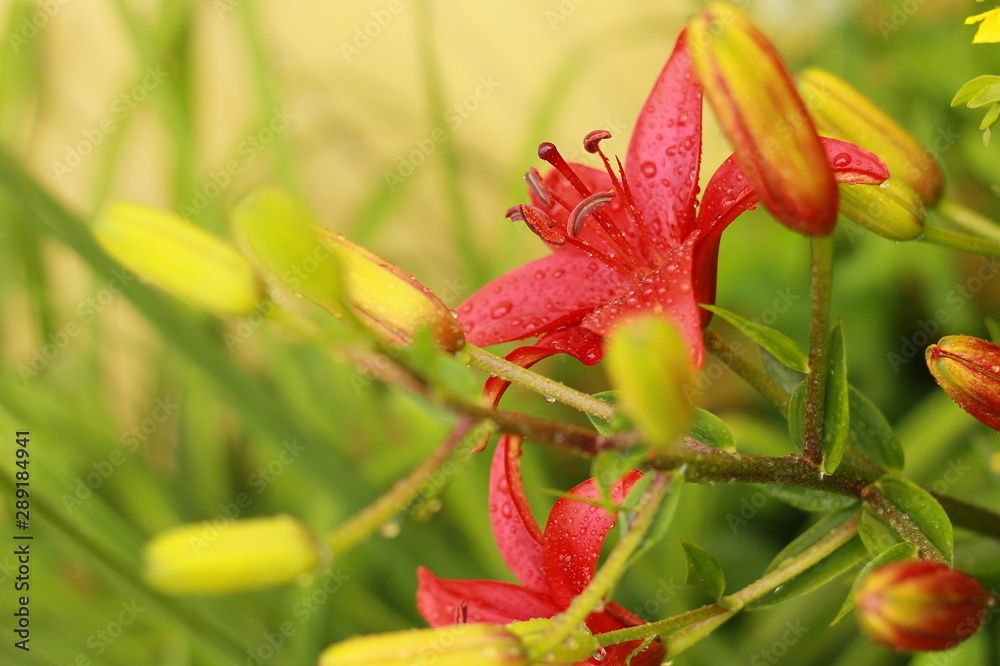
<box><xmin>854</xmin><ymin>560</ymin><xmax>992</xmax><ymax>652</ymax></box>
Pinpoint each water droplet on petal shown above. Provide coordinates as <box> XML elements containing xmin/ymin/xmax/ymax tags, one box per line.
<box><xmin>491</xmin><ymin>301</ymin><xmax>513</xmax><ymax>318</ymax></box>
<box><xmin>553</xmin><ymin>269</ymin><xmax>565</xmax><ymax>278</ymax></box>
<box><xmin>640</xmin><ymin>162</ymin><xmax>657</xmax><ymax>178</ymax></box>
<box><xmin>833</xmin><ymin>152</ymin><xmax>852</xmax><ymax>168</ymax></box>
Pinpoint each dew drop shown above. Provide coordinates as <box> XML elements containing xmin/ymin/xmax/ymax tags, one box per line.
<box><xmin>592</xmin><ymin>646</ymin><xmax>608</xmax><ymax>662</ymax></box>
<box><xmin>832</xmin><ymin>152</ymin><xmax>852</xmax><ymax>168</ymax></box>
<box><xmin>553</xmin><ymin>268</ymin><xmax>566</xmax><ymax>278</ymax></box>
<box><xmin>640</xmin><ymin>162</ymin><xmax>657</xmax><ymax>178</ymax></box>
<box><xmin>491</xmin><ymin>301</ymin><xmax>513</xmax><ymax>318</ymax></box>
<box><xmin>535</xmin><ymin>270</ymin><xmax>547</xmax><ymax>279</ymax></box>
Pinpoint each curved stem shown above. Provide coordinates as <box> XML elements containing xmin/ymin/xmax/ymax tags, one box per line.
<box><xmin>934</xmin><ymin>198</ymin><xmax>1000</xmax><ymax>244</ymax></box>
<box><xmin>462</xmin><ymin>345</ymin><xmax>615</xmax><ymax>421</ymax></box>
<box><xmin>597</xmin><ymin>514</ymin><xmax>860</xmax><ymax>652</ymax></box>
<box><xmin>922</xmin><ymin>223</ymin><xmax>1000</xmax><ymax>255</ymax></box>
<box><xmin>803</xmin><ymin>235</ymin><xmax>834</xmax><ymax>465</ymax></box>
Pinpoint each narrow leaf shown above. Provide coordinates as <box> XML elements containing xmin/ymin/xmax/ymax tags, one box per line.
<box><xmin>701</xmin><ymin>304</ymin><xmax>808</xmax><ymax>372</ymax></box>
<box><xmin>762</xmin><ymin>485</ymin><xmax>858</xmax><ymax>512</ymax></box>
<box><xmin>858</xmin><ymin>505</ymin><xmax>903</xmax><ymax>557</ymax></box>
<box><xmin>876</xmin><ymin>472</ymin><xmax>954</xmax><ymax>564</ymax></box>
<box><xmin>680</xmin><ymin>539</ymin><xmax>726</xmax><ymax>600</ymax></box>
<box><xmin>626</xmin><ymin>475</ymin><xmax>685</xmax><ymax>570</ymax></box>
<box><xmin>748</xmin><ymin>536</ymin><xmax>868</xmax><ymax>610</ymax></box>
<box><xmin>760</xmin><ymin>347</ymin><xmax>805</xmax><ymax>394</ymax></box>
<box><xmin>765</xmin><ymin>508</ymin><xmax>859</xmax><ymax>574</ymax></box>
<box><xmin>846</xmin><ymin>385</ymin><xmax>904</xmax><ymax>471</ymax></box>
<box><xmin>821</xmin><ymin>320</ymin><xmax>850</xmax><ymax>474</ymax></box>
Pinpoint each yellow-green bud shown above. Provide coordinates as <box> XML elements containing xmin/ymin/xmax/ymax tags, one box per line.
<box><xmin>93</xmin><ymin>202</ymin><xmax>263</xmax><ymax>316</ymax></box>
<box><xmin>605</xmin><ymin>316</ymin><xmax>695</xmax><ymax>450</ymax></box>
<box><xmin>838</xmin><ymin>178</ymin><xmax>925</xmax><ymax>241</ymax></box>
<box><xmin>145</xmin><ymin>515</ymin><xmax>321</xmax><ymax>595</ymax></box>
<box><xmin>798</xmin><ymin>68</ymin><xmax>943</xmax><ymax>205</ymax></box>
<box><xmin>926</xmin><ymin>335</ymin><xmax>1000</xmax><ymax>432</ymax></box>
<box><xmin>233</xmin><ymin>188</ymin><xmax>465</xmax><ymax>351</ymax></box>
<box><xmin>318</xmin><ymin>624</ymin><xmax>528</xmax><ymax>666</ymax></box>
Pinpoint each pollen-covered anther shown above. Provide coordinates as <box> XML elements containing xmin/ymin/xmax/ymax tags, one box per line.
<box><xmin>519</xmin><ymin>205</ymin><xmax>567</xmax><ymax>246</ymax></box>
<box><xmin>568</xmin><ymin>191</ymin><xmax>617</xmax><ymax>236</ymax></box>
<box><xmin>523</xmin><ymin>167</ymin><xmax>552</xmax><ymax>208</ymax></box>
<box><xmin>504</xmin><ymin>206</ymin><xmax>526</xmax><ymax>224</ymax></box>
<box><xmin>583</xmin><ymin>129</ymin><xmax>613</xmax><ymax>154</ymax></box>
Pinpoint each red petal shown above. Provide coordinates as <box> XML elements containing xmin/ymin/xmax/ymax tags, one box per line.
<box><xmin>416</xmin><ymin>567</ymin><xmax>561</xmax><ymax>627</ymax></box>
<box><xmin>482</xmin><ymin>326</ymin><xmax>607</xmax><ymax>409</ymax></box>
<box><xmin>489</xmin><ymin>435</ymin><xmax>547</xmax><ymax>592</ymax></box>
<box><xmin>691</xmin><ymin>137</ymin><xmax>889</xmax><ymax>308</ymax></box>
<box><xmin>456</xmin><ymin>252</ymin><xmax>628</xmax><ymax>348</ymax></box>
<box><xmin>542</xmin><ymin>470</ymin><xmax>644</xmax><ymax>608</ymax></box>
<box><xmin>625</xmin><ymin>28</ymin><xmax>703</xmax><ymax>250</ymax></box>
<box><xmin>581</xmin><ymin>235</ymin><xmax>705</xmax><ymax>369</ymax></box>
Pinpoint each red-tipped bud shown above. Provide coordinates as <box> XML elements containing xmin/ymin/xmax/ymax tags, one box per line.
<box><xmin>688</xmin><ymin>3</ymin><xmax>838</xmax><ymax>236</ymax></box>
<box><xmin>926</xmin><ymin>335</ymin><xmax>1000</xmax><ymax>431</ymax></box>
<box><xmin>855</xmin><ymin>560</ymin><xmax>991</xmax><ymax>652</ymax></box>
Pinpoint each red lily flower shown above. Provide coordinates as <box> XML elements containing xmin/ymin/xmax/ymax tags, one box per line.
<box><xmin>416</xmin><ymin>435</ymin><xmax>664</xmax><ymax>666</ymax></box>
<box><xmin>456</xmin><ymin>30</ymin><xmax>888</xmax><ymax>406</ymax></box>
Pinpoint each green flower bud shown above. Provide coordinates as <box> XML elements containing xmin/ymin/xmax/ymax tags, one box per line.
<box><xmin>94</xmin><ymin>202</ymin><xmax>263</xmax><ymax>316</ymax></box>
<box><xmin>838</xmin><ymin>178</ymin><xmax>925</xmax><ymax>241</ymax></box>
<box><xmin>798</xmin><ymin>68</ymin><xmax>943</xmax><ymax>205</ymax></box>
<box><xmin>319</xmin><ymin>624</ymin><xmax>527</xmax><ymax>666</ymax></box>
<box><xmin>145</xmin><ymin>515</ymin><xmax>321</xmax><ymax>595</ymax></box>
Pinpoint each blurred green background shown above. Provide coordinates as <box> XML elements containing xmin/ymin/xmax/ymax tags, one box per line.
<box><xmin>2</xmin><ymin>0</ymin><xmax>1000</xmax><ymax>664</ymax></box>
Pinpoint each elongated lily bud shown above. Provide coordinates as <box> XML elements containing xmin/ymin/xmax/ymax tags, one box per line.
<box><xmin>605</xmin><ymin>316</ymin><xmax>695</xmax><ymax>450</ymax></box>
<box><xmin>145</xmin><ymin>515</ymin><xmax>321</xmax><ymax>595</ymax></box>
<box><xmin>798</xmin><ymin>68</ymin><xmax>943</xmax><ymax>205</ymax></box>
<box><xmin>926</xmin><ymin>335</ymin><xmax>1000</xmax><ymax>431</ymax></box>
<box><xmin>94</xmin><ymin>203</ymin><xmax>264</xmax><ymax>316</ymax></box>
<box><xmin>233</xmin><ymin>188</ymin><xmax>465</xmax><ymax>351</ymax></box>
<box><xmin>838</xmin><ymin>179</ymin><xmax>925</xmax><ymax>241</ymax></box>
<box><xmin>688</xmin><ymin>3</ymin><xmax>838</xmax><ymax>236</ymax></box>
<box><xmin>319</xmin><ymin>624</ymin><xmax>527</xmax><ymax>666</ymax></box>
<box><xmin>855</xmin><ymin>560</ymin><xmax>990</xmax><ymax>652</ymax></box>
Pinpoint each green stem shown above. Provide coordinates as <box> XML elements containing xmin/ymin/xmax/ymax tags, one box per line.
<box><xmin>704</xmin><ymin>330</ymin><xmax>791</xmax><ymax>417</ymax></box>
<box><xmin>597</xmin><ymin>514</ymin><xmax>860</xmax><ymax>653</ymax></box>
<box><xmin>922</xmin><ymin>223</ymin><xmax>1000</xmax><ymax>255</ymax></box>
<box><xmin>529</xmin><ymin>474</ymin><xmax>673</xmax><ymax>657</ymax></box>
<box><xmin>462</xmin><ymin>345</ymin><xmax>615</xmax><ymax>421</ymax></box>
<box><xmin>862</xmin><ymin>485</ymin><xmax>946</xmax><ymax>562</ymax></box>
<box><xmin>934</xmin><ymin>198</ymin><xmax>1000</xmax><ymax>244</ymax></box>
<box><xmin>326</xmin><ymin>419</ymin><xmax>489</xmax><ymax>553</ymax></box>
<box><xmin>803</xmin><ymin>235</ymin><xmax>834</xmax><ymax>465</ymax></box>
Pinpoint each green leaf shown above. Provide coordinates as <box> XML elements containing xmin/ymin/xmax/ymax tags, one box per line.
<box><xmin>760</xmin><ymin>347</ymin><xmax>804</xmax><ymax>395</ymax></box>
<box><xmin>762</xmin><ymin>485</ymin><xmax>858</xmax><ymax>512</ymax></box>
<box><xmin>858</xmin><ymin>505</ymin><xmax>903</xmax><ymax>556</ymax></box>
<box><xmin>680</xmin><ymin>539</ymin><xmax>726</xmax><ymax>600</ymax></box>
<box><xmin>687</xmin><ymin>409</ymin><xmax>736</xmax><ymax>452</ymax></box>
<box><xmin>846</xmin><ymin>385</ymin><xmax>904</xmax><ymax>471</ymax></box>
<box><xmin>952</xmin><ymin>75</ymin><xmax>1000</xmax><ymax>108</ymax></box>
<box><xmin>830</xmin><ymin>541</ymin><xmax>919</xmax><ymax>625</ymax></box>
<box><xmin>748</xmin><ymin>536</ymin><xmax>868</xmax><ymax>610</ymax></box>
<box><xmin>875</xmin><ymin>472</ymin><xmax>954</xmax><ymax>564</ymax></box>
<box><xmin>821</xmin><ymin>320</ymin><xmax>850</xmax><ymax>475</ymax></box>
<box><xmin>701</xmin><ymin>304</ymin><xmax>808</xmax><ymax>372</ymax></box>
